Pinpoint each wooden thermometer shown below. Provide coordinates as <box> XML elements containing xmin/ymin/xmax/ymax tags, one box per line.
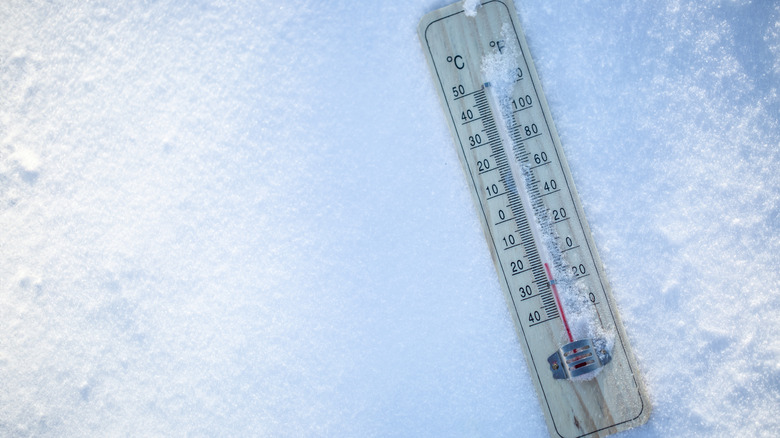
<box><xmin>418</xmin><ymin>1</ymin><xmax>651</xmax><ymax>437</ymax></box>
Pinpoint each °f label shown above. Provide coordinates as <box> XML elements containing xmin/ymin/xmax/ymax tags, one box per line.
<box><xmin>418</xmin><ymin>2</ymin><xmax>651</xmax><ymax>437</ymax></box>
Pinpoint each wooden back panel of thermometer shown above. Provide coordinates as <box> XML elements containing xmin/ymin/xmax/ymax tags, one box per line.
<box><xmin>418</xmin><ymin>2</ymin><xmax>651</xmax><ymax>437</ymax></box>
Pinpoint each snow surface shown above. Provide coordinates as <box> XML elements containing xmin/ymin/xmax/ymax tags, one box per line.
<box><xmin>464</xmin><ymin>0</ymin><xmax>483</xmax><ymax>17</ymax></box>
<box><xmin>1</xmin><ymin>0</ymin><xmax>778</xmax><ymax>436</ymax></box>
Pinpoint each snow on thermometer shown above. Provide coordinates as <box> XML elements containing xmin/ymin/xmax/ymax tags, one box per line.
<box><xmin>418</xmin><ymin>1</ymin><xmax>651</xmax><ymax>437</ymax></box>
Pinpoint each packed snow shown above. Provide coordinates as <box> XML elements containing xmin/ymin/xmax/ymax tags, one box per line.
<box><xmin>464</xmin><ymin>0</ymin><xmax>483</xmax><ymax>18</ymax></box>
<box><xmin>1</xmin><ymin>0</ymin><xmax>778</xmax><ymax>436</ymax></box>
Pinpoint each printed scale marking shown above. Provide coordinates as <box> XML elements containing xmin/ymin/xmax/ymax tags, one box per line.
<box><xmin>418</xmin><ymin>2</ymin><xmax>651</xmax><ymax>438</ymax></box>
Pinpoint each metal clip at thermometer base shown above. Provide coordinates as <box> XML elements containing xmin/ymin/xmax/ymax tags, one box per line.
<box><xmin>419</xmin><ymin>1</ymin><xmax>651</xmax><ymax>437</ymax></box>
<box><xmin>548</xmin><ymin>339</ymin><xmax>612</xmax><ymax>380</ymax></box>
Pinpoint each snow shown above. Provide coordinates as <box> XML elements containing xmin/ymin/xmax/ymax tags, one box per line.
<box><xmin>0</xmin><ymin>0</ymin><xmax>778</xmax><ymax>436</ymax></box>
<box><xmin>464</xmin><ymin>0</ymin><xmax>482</xmax><ymax>17</ymax></box>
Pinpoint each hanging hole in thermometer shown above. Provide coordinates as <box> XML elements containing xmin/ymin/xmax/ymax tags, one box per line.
<box><xmin>419</xmin><ymin>1</ymin><xmax>650</xmax><ymax>437</ymax></box>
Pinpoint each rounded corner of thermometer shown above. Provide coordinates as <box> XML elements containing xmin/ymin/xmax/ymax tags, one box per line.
<box><xmin>416</xmin><ymin>17</ymin><xmax>430</xmax><ymax>44</ymax></box>
<box><xmin>417</xmin><ymin>10</ymin><xmax>437</xmax><ymax>41</ymax></box>
<box><xmin>417</xmin><ymin>4</ymin><xmax>465</xmax><ymax>44</ymax></box>
<box><xmin>632</xmin><ymin>392</ymin><xmax>653</xmax><ymax>428</ymax></box>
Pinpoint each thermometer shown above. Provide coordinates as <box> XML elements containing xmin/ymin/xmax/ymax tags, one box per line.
<box><xmin>418</xmin><ymin>2</ymin><xmax>651</xmax><ymax>437</ymax></box>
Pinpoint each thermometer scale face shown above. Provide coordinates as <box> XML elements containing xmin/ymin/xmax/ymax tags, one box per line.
<box><xmin>418</xmin><ymin>2</ymin><xmax>650</xmax><ymax>437</ymax></box>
